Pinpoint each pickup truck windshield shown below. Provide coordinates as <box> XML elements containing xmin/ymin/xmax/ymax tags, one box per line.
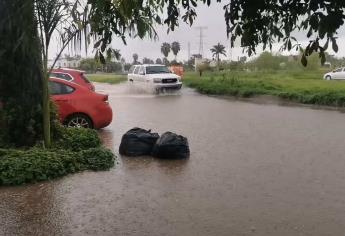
<box><xmin>146</xmin><ymin>66</ymin><xmax>171</xmax><ymax>74</ymax></box>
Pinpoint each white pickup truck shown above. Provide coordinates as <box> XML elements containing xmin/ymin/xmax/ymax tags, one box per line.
<box><xmin>128</xmin><ymin>64</ymin><xmax>182</xmax><ymax>92</ymax></box>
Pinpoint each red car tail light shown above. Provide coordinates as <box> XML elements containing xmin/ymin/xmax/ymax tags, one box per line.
<box><xmin>103</xmin><ymin>94</ymin><xmax>109</xmax><ymax>104</ymax></box>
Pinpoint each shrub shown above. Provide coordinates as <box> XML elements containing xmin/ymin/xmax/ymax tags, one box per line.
<box><xmin>79</xmin><ymin>148</ymin><xmax>115</xmax><ymax>171</ymax></box>
<box><xmin>0</xmin><ymin>126</ymin><xmax>116</xmax><ymax>186</ymax></box>
<box><xmin>0</xmin><ymin>147</ymin><xmax>115</xmax><ymax>185</ymax></box>
<box><xmin>55</xmin><ymin>127</ymin><xmax>101</xmax><ymax>151</ymax></box>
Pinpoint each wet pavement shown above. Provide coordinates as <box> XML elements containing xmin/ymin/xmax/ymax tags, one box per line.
<box><xmin>1</xmin><ymin>82</ymin><xmax>345</xmax><ymax>236</ymax></box>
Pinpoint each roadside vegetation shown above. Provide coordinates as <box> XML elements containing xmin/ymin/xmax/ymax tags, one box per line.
<box><xmin>87</xmin><ymin>74</ymin><xmax>127</xmax><ymax>84</ymax></box>
<box><xmin>0</xmin><ymin>127</ymin><xmax>115</xmax><ymax>186</ymax></box>
<box><xmin>182</xmin><ymin>51</ymin><xmax>345</xmax><ymax>107</ymax></box>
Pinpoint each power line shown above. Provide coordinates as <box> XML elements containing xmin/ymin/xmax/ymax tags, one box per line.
<box><xmin>195</xmin><ymin>26</ymin><xmax>208</xmax><ymax>58</ymax></box>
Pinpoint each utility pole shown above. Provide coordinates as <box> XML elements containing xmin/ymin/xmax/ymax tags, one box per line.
<box><xmin>188</xmin><ymin>42</ymin><xmax>191</xmax><ymax>60</ymax></box>
<box><xmin>195</xmin><ymin>26</ymin><xmax>208</xmax><ymax>58</ymax></box>
<box><xmin>228</xmin><ymin>38</ymin><xmax>232</xmax><ymax>62</ymax></box>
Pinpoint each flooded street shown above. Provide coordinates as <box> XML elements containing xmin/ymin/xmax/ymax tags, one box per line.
<box><xmin>2</xmin><ymin>82</ymin><xmax>345</xmax><ymax>236</ymax></box>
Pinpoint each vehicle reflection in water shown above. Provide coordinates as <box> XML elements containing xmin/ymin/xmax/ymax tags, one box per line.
<box><xmin>1</xmin><ymin>82</ymin><xmax>345</xmax><ymax>236</ymax></box>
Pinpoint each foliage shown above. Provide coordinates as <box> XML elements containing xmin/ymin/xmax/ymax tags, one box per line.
<box><xmin>54</xmin><ymin>127</ymin><xmax>101</xmax><ymax>151</ymax></box>
<box><xmin>78</xmin><ymin>148</ymin><xmax>115</xmax><ymax>171</ymax></box>
<box><xmin>0</xmin><ymin>146</ymin><xmax>115</xmax><ymax>185</ymax></box>
<box><xmin>0</xmin><ymin>126</ymin><xmax>115</xmax><ymax>185</ymax></box>
<box><xmin>183</xmin><ymin>70</ymin><xmax>345</xmax><ymax>107</ymax></box>
<box><xmin>84</xmin><ymin>0</ymin><xmax>345</xmax><ymax>66</ymax></box>
<box><xmin>223</xmin><ymin>0</ymin><xmax>345</xmax><ymax>65</ymax></box>
<box><xmin>133</xmin><ymin>53</ymin><xmax>139</xmax><ymax>64</ymax></box>
<box><xmin>156</xmin><ymin>58</ymin><xmax>163</xmax><ymax>64</ymax></box>
<box><xmin>103</xmin><ymin>62</ymin><xmax>123</xmax><ymax>73</ymax></box>
<box><xmin>163</xmin><ymin>58</ymin><xmax>170</xmax><ymax>66</ymax></box>
<box><xmin>161</xmin><ymin>42</ymin><xmax>171</xmax><ymax>58</ymax></box>
<box><xmin>246</xmin><ymin>52</ymin><xmax>322</xmax><ymax>71</ymax></box>
<box><xmin>143</xmin><ymin>57</ymin><xmax>154</xmax><ymax>64</ymax></box>
<box><xmin>124</xmin><ymin>63</ymin><xmax>132</xmax><ymax>71</ymax></box>
<box><xmin>171</xmin><ymin>41</ymin><xmax>181</xmax><ymax>59</ymax></box>
<box><xmin>196</xmin><ymin>61</ymin><xmax>211</xmax><ymax>76</ymax></box>
<box><xmin>210</xmin><ymin>43</ymin><xmax>226</xmax><ymax>62</ymax></box>
<box><xmin>0</xmin><ymin>0</ymin><xmax>45</xmax><ymax>147</ymax></box>
<box><xmin>249</xmin><ymin>52</ymin><xmax>286</xmax><ymax>71</ymax></box>
<box><xmin>80</xmin><ymin>58</ymin><xmax>101</xmax><ymax>73</ymax></box>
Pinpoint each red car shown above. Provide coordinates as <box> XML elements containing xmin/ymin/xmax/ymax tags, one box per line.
<box><xmin>50</xmin><ymin>68</ymin><xmax>95</xmax><ymax>91</ymax></box>
<box><xmin>49</xmin><ymin>77</ymin><xmax>112</xmax><ymax>129</ymax></box>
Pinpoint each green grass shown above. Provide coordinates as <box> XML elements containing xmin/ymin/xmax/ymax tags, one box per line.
<box><xmin>183</xmin><ymin>70</ymin><xmax>345</xmax><ymax>107</ymax></box>
<box><xmin>87</xmin><ymin>73</ymin><xmax>127</xmax><ymax>84</ymax></box>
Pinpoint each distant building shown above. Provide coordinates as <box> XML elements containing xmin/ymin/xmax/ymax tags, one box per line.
<box><xmin>48</xmin><ymin>57</ymin><xmax>81</xmax><ymax>69</ymax></box>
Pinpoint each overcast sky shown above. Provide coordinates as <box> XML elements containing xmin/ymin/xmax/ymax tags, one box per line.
<box><xmin>50</xmin><ymin>2</ymin><xmax>345</xmax><ymax>63</ymax></box>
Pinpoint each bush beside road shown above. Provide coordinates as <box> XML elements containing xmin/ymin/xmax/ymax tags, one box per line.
<box><xmin>0</xmin><ymin>128</ymin><xmax>116</xmax><ymax>186</ymax></box>
<box><xmin>183</xmin><ymin>70</ymin><xmax>345</xmax><ymax>107</ymax></box>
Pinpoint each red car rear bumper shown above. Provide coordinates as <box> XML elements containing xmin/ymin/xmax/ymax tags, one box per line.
<box><xmin>92</xmin><ymin>104</ymin><xmax>113</xmax><ymax>129</ymax></box>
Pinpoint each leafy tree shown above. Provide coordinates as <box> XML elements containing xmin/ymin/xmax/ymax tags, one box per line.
<box><xmin>104</xmin><ymin>62</ymin><xmax>122</xmax><ymax>73</ymax></box>
<box><xmin>252</xmin><ymin>52</ymin><xmax>283</xmax><ymax>71</ymax></box>
<box><xmin>143</xmin><ymin>58</ymin><xmax>154</xmax><ymax>64</ymax></box>
<box><xmin>210</xmin><ymin>43</ymin><xmax>227</xmax><ymax>68</ymax></box>
<box><xmin>36</xmin><ymin>0</ymin><xmax>86</xmax><ymax>147</ymax></box>
<box><xmin>171</xmin><ymin>41</ymin><xmax>181</xmax><ymax>60</ymax></box>
<box><xmin>163</xmin><ymin>58</ymin><xmax>170</xmax><ymax>66</ymax></box>
<box><xmin>156</xmin><ymin>58</ymin><xmax>163</xmax><ymax>64</ymax></box>
<box><xmin>161</xmin><ymin>43</ymin><xmax>171</xmax><ymax>59</ymax></box>
<box><xmin>124</xmin><ymin>63</ymin><xmax>132</xmax><ymax>71</ymax></box>
<box><xmin>0</xmin><ymin>0</ymin><xmax>44</xmax><ymax>146</ymax></box>
<box><xmin>223</xmin><ymin>0</ymin><xmax>345</xmax><ymax>65</ymax></box>
<box><xmin>133</xmin><ymin>53</ymin><xmax>139</xmax><ymax>64</ymax></box>
<box><xmin>79</xmin><ymin>58</ymin><xmax>101</xmax><ymax>73</ymax></box>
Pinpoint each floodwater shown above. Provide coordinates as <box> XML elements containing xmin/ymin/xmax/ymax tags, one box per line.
<box><xmin>1</xmin><ymin>83</ymin><xmax>345</xmax><ymax>236</ymax></box>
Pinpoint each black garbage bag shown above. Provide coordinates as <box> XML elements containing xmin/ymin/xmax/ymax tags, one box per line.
<box><xmin>119</xmin><ymin>128</ymin><xmax>160</xmax><ymax>156</ymax></box>
<box><xmin>152</xmin><ymin>132</ymin><xmax>190</xmax><ymax>159</ymax></box>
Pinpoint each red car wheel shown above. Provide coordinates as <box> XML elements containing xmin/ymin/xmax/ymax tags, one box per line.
<box><xmin>65</xmin><ymin>114</ymin><xmax>93</xmax><ymax>129</ymax></box>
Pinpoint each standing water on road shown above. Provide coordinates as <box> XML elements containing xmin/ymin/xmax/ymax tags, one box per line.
<box><xmin>1</xmin><ymin>82</ymin><xmax>345</xmax><ymax>236</ymax></box>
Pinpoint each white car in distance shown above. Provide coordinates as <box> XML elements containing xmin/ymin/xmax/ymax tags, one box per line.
<box><xmin>128</xmin><ymin>64</ymin><xmax>182</xmax><ymax>92</ymax></box>
<box><xmin>324</xmin><ymin>67</ymin><xmax>345</xmax><ymax>80</ymax></box>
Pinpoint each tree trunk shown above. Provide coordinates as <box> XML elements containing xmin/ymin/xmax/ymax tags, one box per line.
<box><xmin>42</xmin><ymin>48</ymin><xmax>51</xmax><ymax>148</ymax></box>
<box><xmin>0</xmin><ymin>0</ymin><xmax>44</xmax><ymax>146</ymax></box>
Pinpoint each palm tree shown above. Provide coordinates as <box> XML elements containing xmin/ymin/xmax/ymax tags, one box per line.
<box><xmin>210</xmin><ymin>43</ymin><xmax>227</xmax><ymax>68</ymax></box>
<box><xmin>133</xmin><ymin>53</ymin><xmax>139</xmax><ymax>64</ymax></box>
<box><xmin>161</xmin><ymin>42</ymin><xmax>171</xmax><ymax>59</ymax></box>
<box><xmin>171</xmin><ymin>41</ymin><xmax>181</xmax><ymax>60</ymax></box>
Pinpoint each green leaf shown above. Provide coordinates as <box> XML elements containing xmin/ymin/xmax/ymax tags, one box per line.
<box><xmin>301</xmin><ymin>54</ymin><xmax>308</xmax><ymax>67</ymax></box>
<box><xmin>332</xmin><ymin>38</ymin><xmax>338</xmax><ymax>52</ymax></box>
<box><xmin>94</xmin><ymin>39</ymin><xmax>102</xmax><ymax>49</ymax></box>
<box><xmin>99</xmin><ymin>52</ymin><xmax>106</xmax><ymax>64</ymax></box>
<box><xmin>323</xmin><ymin>39</ymin><xmax>329</xmax><ymax>50</ymax></box>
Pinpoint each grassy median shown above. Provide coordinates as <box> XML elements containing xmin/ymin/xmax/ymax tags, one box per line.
<box><xmin>183</xmin><ymin>70</ymin><xmax>345</xmax><ymax>107</ymax></box>
<box><xmin>87</xmin><ymin>73</ymin><xmax>127</xmax><ymax>84</ymax></box>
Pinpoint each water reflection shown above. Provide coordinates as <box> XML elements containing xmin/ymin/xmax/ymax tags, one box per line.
<box><xmin>98</xmin><ymin>129</ymin><xmax>114</xmax><ymax>151</ymax></box>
